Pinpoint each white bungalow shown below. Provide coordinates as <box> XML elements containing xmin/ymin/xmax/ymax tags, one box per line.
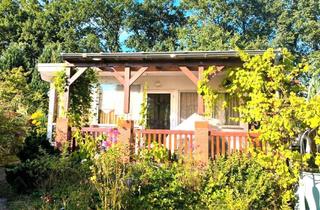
<box><xmin>37</xmin><ymin>51</ymin><xmax>265</xmax><ymax>144</ymax></box>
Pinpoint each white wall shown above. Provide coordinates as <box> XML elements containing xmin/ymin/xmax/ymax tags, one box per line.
<box><xmin>97</xmin><ymin>71</ymin><xmax>247</xmax><ymax>130</ymax></box>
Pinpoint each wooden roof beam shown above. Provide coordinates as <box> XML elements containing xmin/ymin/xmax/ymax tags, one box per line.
<box><xmin>129</xmin><ymin>67</ymin><xmax>148</xmax><ymax>85</ymax></box>
<box><xmin>69</xmin><ymin>68</ymin><xmax>86</xmax><ymax>85</ymax></box>
<box><xmin>179</xmin><ymin>66</ymin><xmax>198</xmax><ymax>86</ymax></box>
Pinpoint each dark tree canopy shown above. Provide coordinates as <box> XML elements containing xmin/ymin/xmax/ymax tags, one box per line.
<box><xmin>125</xmin><ymin>0</ymin><xmax>187</xmax><ymax>51</ymax></box>
<box><xmin>179</xmin><ymin>0</ymin><xmax>320</xmax><ymax>55</ymax></box>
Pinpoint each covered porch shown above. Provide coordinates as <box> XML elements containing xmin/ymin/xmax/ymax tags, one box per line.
<box><xmin>38</xmin><ymin>50</ymin><xmax>265</xmax><ymax>148</ymax></box>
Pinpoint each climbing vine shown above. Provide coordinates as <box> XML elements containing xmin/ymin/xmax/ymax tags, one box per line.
<box><xmin>53</xmin><ymin>67</ymin><xmax>98</xmax><ymax>127</ymax></box>
<box><xmin>53</xmin><ymin>70</ymin><xmax>68</xmax><ymax>117</ymax></box>
<box><xmin>139</xmin><ymin>83</ymin><xmax>148</xmax><ymax>128</ymax></box>
<box><xmin>225</xmin><ymin>48</ymin><xmax>319</xmax><ymax>207</ymax></box>
<box><xmin>197</xmin><ymin>66</ymin><xmax>218</xmax><ymax>117</ymax></box>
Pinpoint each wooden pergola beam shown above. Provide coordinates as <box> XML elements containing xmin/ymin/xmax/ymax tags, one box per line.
<box><xmin>110</xmin><ymin>67</ymin><xmax>125</xmax><ymax>85</ymax></box>
<box><xmin>129</xmin><ymin>67</ymin><xmax>148</xmax><ymax>85</ymax></box>
<box><xmin>69</xmin><ymin>68</ymin><xmax>86</xmax><ymax>85</ymax></box>
<box><xmin>120</xmin><ymin>66</ymin><xmax>148</xmax><ymax>114</ymax></box>
<box><xmin>67</xmin><ymin>59</ymin><xmax>240</xmax><ymax>68</ymax></box>
<box><xmin>179</xmin><ymin>66</ymin><xmax>198</xmax><ymax>86</ymax></box>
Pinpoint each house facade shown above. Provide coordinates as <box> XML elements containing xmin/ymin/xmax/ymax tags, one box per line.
<box><xmin>38</xmin><ymin>51</ymin><xmax>265</xmax><ymax>143</ymax></box>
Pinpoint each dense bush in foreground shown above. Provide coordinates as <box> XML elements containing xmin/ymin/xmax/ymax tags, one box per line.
<box><xmin>6</xmin><ymin>137</ymin><xmax>297</xmax><ymax>209</ymax></box>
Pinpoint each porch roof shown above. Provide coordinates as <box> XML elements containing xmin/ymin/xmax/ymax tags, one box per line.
<box><xmin>61</xmin><ymin>50</ymin><xmax>268</xmax><ymax>69</ymax></box>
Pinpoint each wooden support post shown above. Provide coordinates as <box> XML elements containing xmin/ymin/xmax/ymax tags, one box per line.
<box><xmin>124</xmin><ymin>67</ymin><xmax>131</xmax><ymax>114</ymax></box>
<box><xmin>55</xmin><ymin>67</ymin><xmax>71</xmax><ymax>150</ymax></box>
<box><xmin>179</xmin><ymin>66</ymin><xmax>205</xmax><ymax>115</ymax></box>
<box><xmin>55</xmin><ymin>117</ymin><xmax>70</xmax><ymax>149</ymax></box>
<box><xmin>198</xmin><ymin>66</ymin><xmax>204</xmax><ymax>115</ymax></box>
<box><xmin>194</xmin><ymin>121</ymin><xmax>209</xmax><ymax>165</ymax></box>
<box><xmin>111</xmin><ymin>66</ymin><xmax>148</xmax><ymax>114</ymax></box>
<box><xmin>47</xmin><ymin>83</ymin><xmax>56</xmax><ymax>144</ymax></box>
<box><xmin>118</xmin><ymin>119</ymin><xmax>134</xmax><ymax>161</ymax></box>
<box><xmin>64</xmin><ymin>67</ymin><xmax>71</xmax><ymax>113</ymax></box>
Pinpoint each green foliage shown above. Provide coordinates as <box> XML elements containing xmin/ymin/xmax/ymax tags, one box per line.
<box><xmin>69</xmin><ymin>68</ymin><xmax>98</xmax><ymax>127</ymax></box>
<box><xmin>0</xmin><ymin>67</ymin><xmax>29</xmax><ymax>162</ymax></box>
<box><xmin>227</xmin><ymin>48</ymin><xmax>309</xmax><ymax>146</ymax></box>
<box><xmin>224</xmin><ymin>48</ymin><xmax>320</xmax><ymax>206</ymax></box>
<box><xmin>138</xmin><ymin>83</ymin><xmax>148</xmax><ymax>128</ymax></box>
<box><xmin>75</xmin><ymin>131</ymin><xmax>129</xmax><ymax>209</ymax></box>
<box><xmin>125</xmin><ymin>0</ymin><xmax>186</xmax><ymax>51</ymax></box>
<box><xmin>0</xmin><ymin>109</ymin><xmax>27</xmax><ymax>163</ymax></box>
<box><xmin>82</xmin><ymin>0</ymin><xmax>130</xmax><ymax>52</ymax></box>
<box><xmin>6</xmin><ymin>151</ymin><xmax>97</xmax><ymax>209</ymax></box>
<box><xmin>53</xmin><ymin>68</ymin><xmax>98</xmax><ymax>127</ymax></box>
<box><xmin>53</xmin><ymin>70</ymin><xmax>68</xmax><ymax>116</ymax></box>
<box><xmin>197</xmin><ymin>66</ymin><xmax>218</xmax><ymax>117</ymax></box>
<box><xmin>179</xmin><ymin>0</ymin><xmax>319</xmax><ymax>55</ymax></box>
<box><xmin>307</xmin><ymin>51</ymin><xmax>320</xmax><ymax>100</ymax></box>
<box><xmin>128</xmin><ymin>148</ymin><xmax>202</xmax><ymax>210</ymax></box>
<box><xmin>0</xmin><ymin>42</ymin><xmax>30</xmax><ymax>71</ymax></box>
<box><xmin>90</xmin><ymin>145</ymin><xmax>129</xmax><ymax>210</ymax></box>
<box><xmin>38</xmin><ymin>42</ymin><xmax>63</xmax><ymax>63</ymax></box>
<box><xmin>202</xmin><ymin>152</ymin><xmax>293</xmax><ymax>210</ymax></box>
<box><xmin>0</xmin><ymin>67</ymin><xmax>29</xmax><ymax>112</ymax></box>
<box><xmin>17</xmin><ymin>134</ymin><xmax>57</xmax><ymax>163</ymax></box>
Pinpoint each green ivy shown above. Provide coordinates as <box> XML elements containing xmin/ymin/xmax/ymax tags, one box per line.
<box><xmin>138</xmin><ymin>83</ymin><xmax>148</xmax><ymax>128</ymax></box>
<box><xmin>225</xmin><ymin>48</ymin><xmax>319</xmax><ymax>207</ymax></box>
<box><xmin>197</xmin><ymin>66</ymin><xmax>218</xmax><ymax>117</ymax></box>
<box><xmin>53</xmin><ymin>68</ymin><xmax>98</xmax><ymax>127</ymax></box>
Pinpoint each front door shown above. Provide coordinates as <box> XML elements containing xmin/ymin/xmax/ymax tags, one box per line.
<box><xmin>147</xmin><ymin>94</ymin><xmax>170</xmax><ymax>129</ymax></box>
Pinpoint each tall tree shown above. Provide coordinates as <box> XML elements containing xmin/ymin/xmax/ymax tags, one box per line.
<box><xmin>179</xmin><ymin>0</ymin><xmax>278</xmax><ymax>50</ymax></box>
<box><xmin>179</xmin><ymin>0</ymin><xmax>320</xmax><ymax>55</ymax></box>
<box><xmin>81</xmin><ymin>0</ymin><xmax>131</xmax><ymax>52</ymax></box>
<box><xmin>125</xmin><ymin>0</ymin><xmax>186</xmax><ymax>51</ymax></box>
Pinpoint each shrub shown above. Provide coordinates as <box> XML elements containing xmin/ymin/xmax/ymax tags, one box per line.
<box><xmin>17</xmin><ymin>133</ymin><xmax>58</xmax><ymax>162</ymax></box>
<box><xmin>6</xmin><ymin>150</ymin><xmax>98</xmax><ymax>209</ymax></box>
<box><xmin>201</xmin><ymin>152</ymin><xmax>289</xmax><ymax>210</ymax></box>
<box><xmin>76</xmin><ymin>131</ymin><xmax>203</xmax><ymax>209</ymax></box>
<box><xmin>75</xmin><ymin>131</ymin><xmax>129</xmax><ymax>209</ymax></box>
<box><xmin>127</xmin><ymin>144</ymin><xmax>202</xmax><ymax>209</ymax></box>
<box><xmin>6</xmin><ymin>151</ymin><xmax>58</xmax><ymax>193</ymax></box>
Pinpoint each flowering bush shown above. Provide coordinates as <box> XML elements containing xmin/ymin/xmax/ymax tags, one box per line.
<box><xmin>30</xmin><ymin>109</ymin><xmax>47</xmax><ymax>136</ymax></box>
<box><xmin>74</xmin><ymin>128</ymin><xmax>120</xmax><ymax>160</ymax></box>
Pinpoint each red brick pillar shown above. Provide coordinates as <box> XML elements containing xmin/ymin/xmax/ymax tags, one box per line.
<box><xmin>118</xmin><ymin>119</ymin><xmax>134</xmax><ymax>160</ymax></box>
<box><xmin>55</xmin><ymin>117</ymin><xmax>70</xmax><ymax>149</ymax></box>
<box><xmin>194</xmin><ymin>121</ymin><xmax>209</xmax><ymax>165</ymax></box>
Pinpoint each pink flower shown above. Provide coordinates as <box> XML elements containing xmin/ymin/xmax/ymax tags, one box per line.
<box><xmin>112</xmin><ymin>128</ymin><xmax>120</xmax><ymax>136</ymax></box>
<box><xmin>102</xmin><ymin>140</ymin><xmax>111</xmax><ymax>149</ymax></box>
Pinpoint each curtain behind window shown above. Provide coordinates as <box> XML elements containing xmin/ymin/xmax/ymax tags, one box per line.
<box><xmin>225</xmin><ymin>94</ymin><xmax>240</xmax><ymax>125</ymax></box>
<box><xmin>180</xmin><ymin>92</ymin><xmax>198</xmax><ymax>123</ymax></box>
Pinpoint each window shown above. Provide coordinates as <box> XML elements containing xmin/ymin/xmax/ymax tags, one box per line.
<box><xmin>98</xmin><ymin>84</ymin><xmax>140</xmax><ymax>124</ymax></box>
<box><xmin>224</xmin><ymin>94</ymin><xmax>240</xmax><ymax>125</ymax></box>
<box><xmin>180</xmin><ymin>92</ymin><xmax>198</xmax><ymax>123</ymax></box>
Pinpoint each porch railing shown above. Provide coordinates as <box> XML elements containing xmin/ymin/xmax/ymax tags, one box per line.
<box><xmin>79</xmin><ymin>126</ymin><xmax>116</xmax><ymax>137</ymax></box>
<box><xmin>134</xmin><ymin>129</ymin><xmax>195</xmax><ymax>157</ymax></box>
<box><xmin>209</xmin><ymin>130</ymin><xmax>261</xmax><ymax>159</ymax></box>
<box><xmin>73</xmin><ymin>126</ymin><xmax>262</xmax><ymax>160</ymax></box>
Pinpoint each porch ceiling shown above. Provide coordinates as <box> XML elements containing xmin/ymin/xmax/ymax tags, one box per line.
<box><xmin>61</xmin><ymin>50</ymin><xmax>267</xmax><ymax>70</ymax></box>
